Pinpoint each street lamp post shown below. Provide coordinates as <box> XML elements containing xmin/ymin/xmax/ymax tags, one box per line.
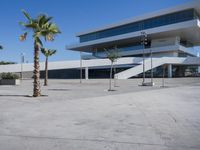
<box><xmin>161</xmin><ymin>65</ymin><xmax>166</xmax><ymax>87</ymax></box>
<box><xmin>21</xmin><ymin>53</ymin><xmax>25</xmax><ymax>80</ymax></box>
<box><xmin>150</xmin><ymin>47</ymin><xmax>154</xmax><ymax>85</ymax></box>
<box><xmin>141</xmin><ymin>32</ymin><xmax>147</xmax><ymax>85</ymax></box>
<box><xmin>197</xmin><ymin>52</ymin><xmax>200</xmax><ymax>74</ymax></box>
<box><xmin>80</xmin><ymin>51</ymin><xmax>83</xmax><ymax>84</ymax></box>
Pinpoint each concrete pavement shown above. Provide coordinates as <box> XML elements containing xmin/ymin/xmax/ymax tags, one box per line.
<box><xmin>0</xmin><ymin>78</ymin><xmax>200</xmax><ymax>150</ymax></box>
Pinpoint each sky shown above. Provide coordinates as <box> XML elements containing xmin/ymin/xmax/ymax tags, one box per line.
<box><xmin>0</xmin><ymin>0</ymin><xmax>195</xmax><ymax>63</ymax></box>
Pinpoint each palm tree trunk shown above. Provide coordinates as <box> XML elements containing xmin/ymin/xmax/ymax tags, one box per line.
<box><xmin>44</xmin><ymin>57</ymin><xmax>48</xmax><ymax>86</ymax></box>
<box><xmin>33</xmin><ymin>42</ymin><xmax>41</xmax><ymax>97</ymax></box>
<box><xmin>109</xmin><ymin>62</ymin><xmax>113</xmax><ymax>91</ymax></box>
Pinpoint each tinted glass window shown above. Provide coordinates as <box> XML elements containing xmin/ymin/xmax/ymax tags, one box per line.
<box><xmin>80</xmin><ymin>9</ymin><xmax>196</xmax><ymax>42</ymax></box>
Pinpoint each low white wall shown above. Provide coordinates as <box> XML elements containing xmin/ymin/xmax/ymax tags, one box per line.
<box><xmin>0</xmin><ymin>57</ymin><xmax>137</xmax><ymax>73</ymax></box>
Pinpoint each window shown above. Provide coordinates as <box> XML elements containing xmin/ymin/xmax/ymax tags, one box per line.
<box><xmin>80</xmin><ymin>9</ymin><xmax>197</xmax><ymax>43</ymax></box>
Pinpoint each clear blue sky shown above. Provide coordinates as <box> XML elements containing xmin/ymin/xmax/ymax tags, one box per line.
<box><xmin>0</xmin><ymin>0</ymin><xmax>193</xmax><ymax>63</ymax></box>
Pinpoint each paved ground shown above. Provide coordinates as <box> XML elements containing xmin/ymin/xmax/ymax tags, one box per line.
<box><xmin>0</xmin><ymin>78</ymin><xmax>200</xmax><ymax>150</ymax></box>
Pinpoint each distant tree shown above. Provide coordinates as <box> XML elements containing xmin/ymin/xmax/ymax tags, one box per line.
<box><xmin>19</xmin><ymin>10</ymin><xmax>60</xmax><ymax>97</ymax></box>
<box><xmin>0</xmin><ymin>61</ymin><xmax>16</xmax><ymax>65</ymax></box>
<box><xmin>41</xmin><ymin>48</ymin><xmax>56</xmax><ymax>86</ymax></box>
<box><xmin>0</xmin><ymin>45</ymin><xmax>16</xmax><ymax>65</ymax></box>
<box><xmin>105</xmin><ymin>46</ymin><xmax>120</xmax><ymax>91</ymax></box>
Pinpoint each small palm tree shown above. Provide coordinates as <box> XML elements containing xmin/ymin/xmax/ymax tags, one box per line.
<box><xmin>105</xmin><ymin>46</ymin><xmax>120</xmax><ymax>91</ymax></box>
<box><xmin>19</xmin><ymin>10</ymin><xmax>60</xmax><ymax>97</ymax></box>
<box><xmin>0</xmin><ymin>45</ymin><xmax>3</xmax><ymax>50</ymax></box>
<box><xmin>41</xmin><ymin>48</ymin><xmax>56</xmax><ymax>86</ymax></box>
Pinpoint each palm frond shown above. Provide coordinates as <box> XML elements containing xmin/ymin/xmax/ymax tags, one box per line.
<box><xmin>41</xmin><ymin>47</ymin><xmax>57</xmax><ymax>57</ymax></box>
<box><xmin>38</xmin><ymin>15</ymin><xmax>46</xmax><ymax>28</ymax></box>
<box><xmin>44</xmin><ymin>17</ymin><xmax>53</xmax><ymax>24</ymax></box>
<box><xmin>41</xmin><ymin>47</ymin><xmax>47</xmax><ymax>56</ymax></box>
<box><xmin>19</xmin><ymin>32</ymin><xmax>27</xmax><ymax>41</ymax></box>
<box><xmin>49</xmin><ymin>49</ymin><xmax>57</xmax><ymax>56</ymax></box>
<box><xmin>49</xmin><ymin>23</ymin><xmax>61</xmax><ymax>33</ymax></box>
<box><xmin>35</xmin><ymin>37</ymin><xmax>43</xmax><ymax>47</ymax></box>
<box><xmin>24</xmin><ymin>23</ymin><xmax>38</xmax><ymax>29</ymax></box>
<box><xmin>20</xmin><ymin>10</ymin><xmax>61</xmax><ymax>43</ymax></box>
<box><xmin>21</xmin><ymin>9</ymin><xmax>32</xmax><ymax>21</ymax></box>
<box><xmin>19</xmin><ymin>21</ymin><xmax>26</xmax><ymax>26</ymax></box>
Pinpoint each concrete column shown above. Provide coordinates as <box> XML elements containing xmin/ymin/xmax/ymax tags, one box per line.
<box><xmin>168</xmin><ymin>64</ymin><xmax>172</xmax><ymax>78</ymax></box>
<box><xmin>85</xmin><ymin>67</ymin><xmax>89</xmax><ymax>80</ymax></box>
<box><xmin>198</xmin><ymin>66</ymin><xmax>200</xmax><ymax>73</ymax></box>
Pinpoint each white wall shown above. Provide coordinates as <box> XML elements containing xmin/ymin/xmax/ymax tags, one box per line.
<box><xmin>0</xmin><ymin>58</ymin><xmax>139</xmax><ymax>73</ymax></box>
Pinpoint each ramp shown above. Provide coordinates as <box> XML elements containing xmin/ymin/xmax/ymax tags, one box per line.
<box><xmin>115</xmin><ymin>57</ymin><xmax>200</xmax><ymax>79</ymax></box>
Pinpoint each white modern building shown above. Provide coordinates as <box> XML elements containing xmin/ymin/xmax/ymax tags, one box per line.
<box><xmin>0</xmin><ymin>1</ymin><xmax>200</xmax><ymax>79</ymax></box>
<box><xmin>67</xmin><ymin>0</ymin><xmax>200</xmax><ymax>79</ymax></box>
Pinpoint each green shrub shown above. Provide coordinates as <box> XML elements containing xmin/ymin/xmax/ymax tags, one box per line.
<box><xmin>0</xmin><ymin>72</ymin><xmax>19</xmax><ymax>79</ymax></box>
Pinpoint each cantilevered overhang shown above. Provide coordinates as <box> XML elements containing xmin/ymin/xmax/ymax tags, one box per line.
<box><xmin>67</xmin><ymin>19</ymin><xmax>200</xmax><ymax>52</ymax></box>
<box><xmin>76</xmin><ymin>1</ymin><xmax>200</xmax><ymax>36</ymax></box>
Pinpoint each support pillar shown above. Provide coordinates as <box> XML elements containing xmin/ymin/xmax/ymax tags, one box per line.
<box><xmin>85</xmin><ymin>67</ymin><xmax>89</xmax><ymax>80</ymax></box>
<box><xmin>168</xmin><ymin>64</ymin><xmax>172</xmax><ymax>78</ymax></box>
<box><xmin>198</xmin><ymin>66</ymin><xmax>200</xmax><ymax>73</ymax></box>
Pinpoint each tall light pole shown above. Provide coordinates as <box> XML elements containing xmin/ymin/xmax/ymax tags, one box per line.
<box><xmin>197</xmin><ymin>52</ymin><xmax>200</xmax><ymax>74</ymax></box>
<box><xmin>141</xmin><ymin>32</ymin><xmax>147</xmax><ymax>85</ymax></box>
<box><xmin>80</xmin><ymin>51</ymin><xmax>83</xmax><ymax>84</ymax></box>
<box><xmin>150</xmin><ymin>47</ymin><xmax>154</xmax><ymax>86</ymax></box>
<box><xmin>161</xmin><ymin>65</ymin><xmax>166</xmax><ymax>88</ymax></box>
<box><xmin>21</xmin><ymin>53</ymin><xmax>25</xmax><ymax>79</ymax></box>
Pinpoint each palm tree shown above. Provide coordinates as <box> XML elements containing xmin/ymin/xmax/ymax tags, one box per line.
<box><xmin>105</xmin><ymin>46</ymin><xmax>120</xmax><ymax>91</ymax></box>
<box><xmin>41</xmin><ymin>48</ymin><xmax>56</xmax><ymax>86</ymax></box>
<box><xmin>19</xmin><ymin>10</ymin><xmax>60</xmax><ymax>97</ymax></box>
<box><xmin>0</xmin><ymin>45</ymin><xmax>3</xmax><ymax>50</ymax></box>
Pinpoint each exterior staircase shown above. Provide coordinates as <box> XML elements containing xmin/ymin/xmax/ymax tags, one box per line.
<box><xmin>115</xmin><ymin>57</ymin><xmax>200</xmax><ymax>79</ymax></box>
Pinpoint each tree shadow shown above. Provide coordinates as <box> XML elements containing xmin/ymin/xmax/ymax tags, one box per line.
<box><xmin>107</xmin><ymin>89</ymin><xmax>117</xmax><ymax>92</ymax></box>
<box><xmin>0</xmin><ymin>95</ymin><xmax>31</xmax><ymax>97</ymax></box>
<box><xmin>48</xmin><ymin>89</ymin><xmax>70</xmax><ymax>91</ymax></box>
<box><xmin>0</xmin><ymin>95</ymin><xmax>48</xmax><ymax>98</ymax></box>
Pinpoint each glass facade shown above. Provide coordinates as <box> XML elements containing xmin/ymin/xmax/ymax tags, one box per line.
<box><xmin>93</xmin><ymin>43</ymin><xmax>145</xmax><ymax>57</ymax></box>
<box><xmin>80</xmin><ymin>9</ymin><xmax>198</xmax><ymax>43</ymax></box>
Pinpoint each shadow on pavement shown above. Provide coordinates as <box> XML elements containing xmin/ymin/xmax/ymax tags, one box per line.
<box><xmin>0</xmin><ymin>95</ymin><xmax>48</xmax><ymax>98</ymax></box>
<box><xmin>48</xmin><ymin>89</ymin><xmax>70</xmax><ymax>91</ymax></box>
